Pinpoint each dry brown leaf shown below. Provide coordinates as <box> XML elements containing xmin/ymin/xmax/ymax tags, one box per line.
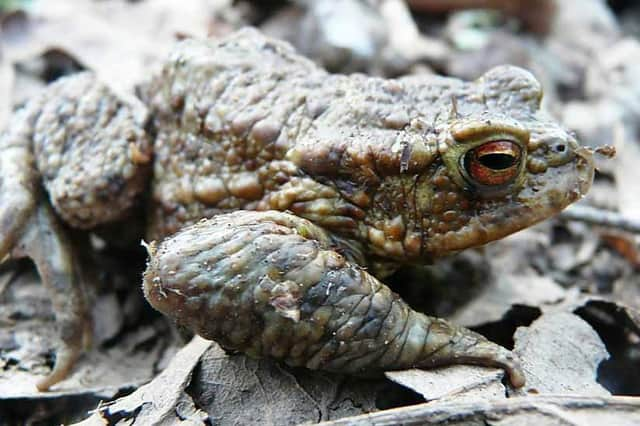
<box><xmin>601</xmin><ymin>231</ymin><xmax>640</xmax><ymax>268</ymax></box>
<box><xmin>75</xmin><ymin>336</ymin><xmax>381</xmax><ymax>425</ymax></box>
<box><xmin>188</xmin><ymin>344</ymin><xmax>379</xmax><ymax>425</ymax></box>
<box><xmin>0</xmin><ymin>261</ymin><xmax>178</xmax><ymax>426</ymax></box>
<box><xmin>0</xmin><ymin>267</ymin><xmax>162</xmax><ymax>397</ymax></box>
<box><xmin>77</xmin><ymin>336</ymin><xmax>211</xmax><ymax>426</ymax></box>
<box><xmin>1</xmin><ymin>0</ymin><xmax>234</xmax><ymax>95</ymax></box>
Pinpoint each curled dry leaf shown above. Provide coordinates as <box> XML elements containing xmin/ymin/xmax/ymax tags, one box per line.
<box><xmin>76</xmin><ymin>336</ymin><xmax>382</xmax><ymax>425</ymax></box>
<box><xmin>335</xmin><ymin>298</ymin><xmax>640</xmax><ymax>424</ymax></box>
<box><xmin>512</xmin><ymin>312</ymin><xmax>610</xmax><ymax>397</ymax></box>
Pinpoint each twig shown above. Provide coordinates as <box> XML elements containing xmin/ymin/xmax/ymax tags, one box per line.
<box><xmin>0</xmin><ymin>266</ymin><xmax>18</xmax><ymax>298</ymax></box>
<box><xmin>316</xmin><ymin>395</ymin><xmax>640</xmax><ymax>426</ymax></box>
<box><xmin>560</xmin><ymin>204</ymin><xmax>640</xmax><ymax>234</ymax></box>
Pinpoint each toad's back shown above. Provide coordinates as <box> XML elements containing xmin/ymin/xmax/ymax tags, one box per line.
<box><xmin>142</xmin><ymin>29</ymin><xmax>468</xmax><ymax>240</ymax></box>
<box><xmin>142</xmin><ymin>31</ymin><xmax>325</xmax><ymax>238</ymax></box>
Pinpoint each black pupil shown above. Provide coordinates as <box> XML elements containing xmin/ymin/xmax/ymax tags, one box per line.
<box><xmin>478</xmin><ymin>153</ymin><xmax>515</xmax><ymax>170</ymax></box>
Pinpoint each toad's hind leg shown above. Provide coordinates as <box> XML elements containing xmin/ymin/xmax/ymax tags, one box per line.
<box><xmin>143</xmin><ymin>210</ymin><xmax>525</xmax><ymax>388</ymax></box>
<box><xmin>0</xmin><ymin>73</ymin><xmax>151</xmax><ymax>390</ymax></box>
<box><xmin>0</xmin><ymin>133</ymin><xmax>88</xmax><ymax>391</ymax></box>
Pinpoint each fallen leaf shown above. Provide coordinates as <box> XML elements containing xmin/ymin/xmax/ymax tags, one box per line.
<box><xmin>0</xmin><ymin>263</ymin><xmax>176</xmax><ymax>423</ymax></box>
<box><xmin>77</xmin><ymin>336</ymin><xmax>212</xmax><ymax>426</ymax></box>
<box><xmin>601</xmin><ymin>230</ymin><xmax>640</xmax><ymax>268</ymax></box>
<box><xmin>513</xmin><ymin>312</ymin><xmax>610</xmax><ymax>396</ymax></box>
<box><xmin>1</xmin><ymin>0</ymin><xmax>235</xmax><ymax>95</ymax></box>
<box><xmin>385</xmin><ymin>366</ymin><xmax>506</xmax><ymax>403</ymax></box>
<box><xmin>188</xmin><ymin>344</ymin><xmax>380</xmax><ymax>425</ymax></box>
<box><xmin>452</xmin><ymin>272</ymin><xmax>565</xmax><ymax>327</ymax></box>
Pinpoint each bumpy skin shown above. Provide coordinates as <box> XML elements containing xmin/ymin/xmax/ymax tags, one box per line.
<box><xmin>0</xmin><ymin>28</ymin><xmax>595</xmax><ymax>390</ymax></box>
<box><xmin>142</xmin><ymin>30</ymin><xmax>592</xmax><ymax>263</ymax></box>
<box><xmin>144</xmin><ymin>211</ymin><xmax>523</xmax><ymax>384</ymax></box>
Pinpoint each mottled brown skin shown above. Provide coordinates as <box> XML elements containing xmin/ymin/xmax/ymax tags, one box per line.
<box><xmin>0</xmin><ymin>29</ymin><xmax>594</xmax><ymax>390</ymax></box>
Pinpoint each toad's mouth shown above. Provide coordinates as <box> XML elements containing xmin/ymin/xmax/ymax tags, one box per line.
<box><xmin>424</xmin><ymin>145</ymin><xmax>595</xmax><ymax>255</ymax></box>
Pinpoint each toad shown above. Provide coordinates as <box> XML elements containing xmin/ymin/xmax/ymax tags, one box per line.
<box><xmin>0</xmin><ymin>29</ymin><xmax>594</xmax><ymax>391</ymax></box>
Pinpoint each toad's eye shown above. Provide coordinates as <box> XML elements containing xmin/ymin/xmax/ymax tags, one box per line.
<box><xmin>463</xmin><ymin>141</ymin><xmax>521</xmax><ymax>186</ymax></box>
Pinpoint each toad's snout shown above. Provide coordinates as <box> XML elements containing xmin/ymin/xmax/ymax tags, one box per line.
<box><xmin>574</xmin><ymin>144</ymin><xmax>595</xmax><ymax>198</ymax></box>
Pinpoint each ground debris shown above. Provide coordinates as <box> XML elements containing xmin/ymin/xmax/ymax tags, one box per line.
<box><xmin>187</xmin><ymin>343</ymin><xmax>379</xmax><ymax>425</ymax></box>
<box><xmin>0</xmin><ymin>262</ymin><xmax>177</xmax><ymax>424</ymax></box>
<box><xmin>385</xmin><ymin>367</ymin><xmax>506</xmax><ymax>404</ymax></box>
<box><xmin>407</xmin><ymin>0</ymin><xmax>557</xmax><ymax>35</ymax></box>
<box><xmin>76</xmin><ymin>336</ymin><xmax>211</xmax><ymax>426</ymax></box>
<box><xmin>74</xmin><ymin>336</ymin><xmax>381</xmax><ymax>425</ymax></box>
<box><xmin>316</xmin><ymin>395</ymin><xmax>640</xmax><ymax>426</ymax></box>
<box><xmin>512</xmin><ymin>312</ymin><xmax>610</xmax><ymax>396</ymax></box>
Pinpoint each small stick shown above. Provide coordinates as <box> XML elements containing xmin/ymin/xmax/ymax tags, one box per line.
<box><xmin>318</xmin><ymin>394</ymin><xmax>640</xmax><ymax>426</ymax></box>
<box><xmin>560</xmin><ymin>204</ymin><xmax>640</xmax><ymax>234</ymax></box>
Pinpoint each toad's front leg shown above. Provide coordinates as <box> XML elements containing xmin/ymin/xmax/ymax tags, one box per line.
<box><xmin>0</xmin><ymin>73</ymin><xmax>151</xmax><ymax>390</ymax></box>
<box><xmin>0</xmin><ymin>118</ymin><xmax>91</xmax><ymax>391</ymax></box>
<box><xmin>9</xmin><ymin>200</ymin><xmax>92</xmax><ymax>391</ymax></box>
<box><xmin>143</xmin><ymin>210</ymin><xmax>525</xmax><ymax>387</ymax></box>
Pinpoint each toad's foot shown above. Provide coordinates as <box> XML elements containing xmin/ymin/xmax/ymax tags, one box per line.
<box><xmin>143</xmin><ymin>210</ymin><xmax>525</xmax><ymax>388</ymax></box>
<box><xmin>1</xmin><ymin>195</ymin><xmax>91</xmax><ymax>391</ymax></box>
<box><xmin>14</xmin><ymin>202</ymin><xmax>92</xmax><ymax>391</ymax></box>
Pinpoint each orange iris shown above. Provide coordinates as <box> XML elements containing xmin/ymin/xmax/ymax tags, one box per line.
<box><xmin>464</xmin><ymin>141</ymin><xmax>521</xmax><ymax>186</ymax></box>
